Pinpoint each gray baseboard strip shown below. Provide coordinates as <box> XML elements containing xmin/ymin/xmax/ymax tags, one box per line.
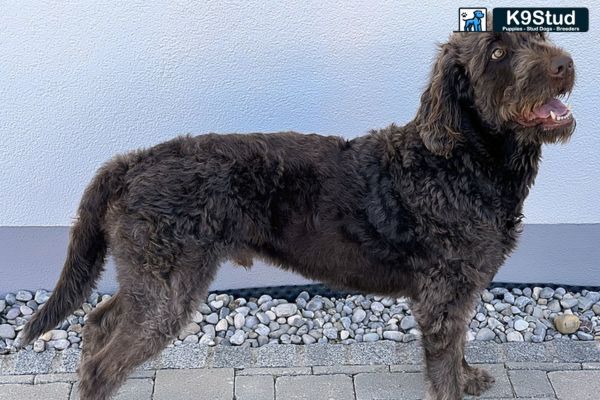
<box><xmin>0</xmin><ymin>224</ymin><xmax>599</xmax><ymax>295</ymax></box>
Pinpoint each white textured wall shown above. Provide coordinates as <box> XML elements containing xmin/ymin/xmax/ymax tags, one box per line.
<box><xmin>1</xmin><ymin>0</ymin><xmax>598</xmax><ymax>226</ymax></box>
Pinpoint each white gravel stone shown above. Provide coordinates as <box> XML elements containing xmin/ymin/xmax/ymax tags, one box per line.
<box><xmin>257</xmin><ymin>295</ymin><xmax>272</xmax><ymax>305</ymax></box>
<box><xmin>191</xmin><ymin>311</ymin><xmax>204</xmax><ymax>323</ymax></box>
<box><xmin>215</xmin><ymin>319</ymin><xmax>229</xmax><ymax>332</ymax></box>
<box><xmin>48</xmin><ymin>329</ymin><xmax>68</xmax><ymax>341</ymax></box>
<box><xmin>323</xmin><ymin>327</ymin><xmax>338</xmax><ymax>340</ymax></box>
<box><xmin>178</xmin><ymin>322</ymin><xmax>201</xmax><ymax>339</ymax></box>
<box><xmin>363</xmin><ymin>332</ymin><xmax>379</xmax><ymax>342</ymax></box>
<box><xmin>183</xmin><ymin>335</ymin><xmax>199</xmax><ymax>344</ymax></box>
<box><xmin>0</xmin><ymin>324</ymin><xmax>16</xmax><ymax>339</ymax></box>
<box><xmin>273</xmin><ymin>303</ymin><xmax>298</xmax><ymax>318</ymax></box>
<box><xmin>33</xmin><ymin>289</ymin><xmax>50</xmax><ymax>304</ymax></box>
<box><xmin>507</xmin><ymin>331</ymin><xmax>524</xmax><ymax>342</ymax></box>
<box><xmin>50</xmin><ymin>339</ymin><xmax>71</xmax><ymax>350</ymax></box>
<box><xmin>210</xmin><ymin>300</ymin><xmax>224</xmax><ymax>309</ymax></box>
<box><xmin>514</xmin><ymin>319</ymin><xmax>528</xmax><ymax>332</ymax></box>
<box><xmin>33</xmin><ymin>339</ymin><xmax>45</xmax><ymax>352</ymax></box>
<box><xmin>540</xmin><ymin>287</ymin><xmax>554</xmax><ymax>299</ymax></box>
<box><xmin>302</xmin><ymin>334</ymin><xmax>316</xmax><ymax>344</ymax></box>
<box><xmin>5</xmin><ymin>307</ymin><xmax>20</xmax><ymax>320</ymax></box>
<box><xmin>561</xmin><ymin>297</ymin><xmax>579</xmax><ymax>309</ymax></box>
<box><xmin>234</xmin><ymin>313</ymin><xmax>245</xmax><ymax>329</ymax></box>
<box><xmin>383</xmin><ymin>331</ymin><xmax>404</xmax><ymax>342</ymax></box>
<box><xmin>205</xmin><ymin>313</ymin><xmax>219</xmax><ymax>324</ymax></box>
<box><xmin>245</xmin><ymin>316</ymin><xmax>260</xmax><ymax>329</ymax></box>
<box><xmin>481</xmin><ymin>290</ymin><xmax>494</xmax><ymax>303</ymax></box>
<box><xmin>198</xmin><ymin>303</ymin><xmax>212</xmax><ymax>314</ymax></box>
<box><xmin>476</xmin><ymin>328</ymin><xmax>495</xmax><ymax>341</ymax></box>
<box><xmin>230</xmin><ymin>329</ymin><xmax>245</xmax><ymax>345</ymax></box>
<box><xmin>352</xmin><ymin>308</ymin><xmax>366</xmax><ymax>323</ymax></box>
<box><xmin>503</xmin><ymin>292</ymin><xmax>515</xmax><ymax>304</ymax></box>
<box><xmin>400</xmin><ymin>316</ymin><xmax>417</xmax><ymax>330</ymax></box>
<box><xmin>306</xmin><ymin>297</ymin><xmax>323</xmax><ymax>311</ymax></box>
<box><xmin>287</xmin><ymin>314</ymin><xmax>305</xmax><ymax>328</ymax></box>
<box><xmin>16</xmin><ymin>290</ymin><xmax>33</xmax><ymax>302</ymax></box>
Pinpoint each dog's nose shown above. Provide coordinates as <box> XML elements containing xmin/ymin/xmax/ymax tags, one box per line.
<box><xmin>549</xmin><ymin>55</ymin><xmax>574</xmax><ymax>78</ymax></box>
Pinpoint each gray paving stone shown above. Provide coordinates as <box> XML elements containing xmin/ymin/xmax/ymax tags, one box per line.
<box><xmin>0</xmin><ymin>354</ymin><xmax>16</xmax><ymax>375</ymax></box>
<box><xmin>212</xmin><ymin>345</ymin><xmax>253</xmax><ymax>368</ymax></box>
<box><xmin>354</xmin><ymin>372</ymin><xmax>424</xmax><ymax>400</ymax></box>
<box><xmin>129</xmin><ymin>369</ymin><xmax>156</xmax><ymax>379</ymax></box>
<box><xmin>551</xmin><ymin>340</ymin><xmax>600</xmax><ymax>363</ymax></box>
<box><xmin>71</xmin><ymin>378</ymin><xmax>154</xmax><ymax>400</ymax></box>
<box><xmin>395</xmin><ymin>342</ymin><xmax>424</xmax><ymax>365</ymax></box>
<box><xmin>465</xmin><ymin>364</ymin><xmax>513</xmax><ymax>399</ymax></box>
<box><xmin>389</xmin><ymin>364</ymin><xmax>423</xmax><ymax>373</ymax></box>
<box><xmin>465</xmin><ymin>342</ymin><xmax>505</xmax><ymax>364</ymax></box>
<box><xmin>35</xmin><ymin>373</ymin><xmax>78</xmax><ymax>384</ymax></box>
<box><xmin>255</xmin><ymin>344</ymin><xmax>305</xmax><ymax>367</ymax></box>
<box><xmin>0</xmin><ymin>382</ymin><xmax>71</xmax><ymax>400</ymax></box>
<box><xmin>0</xmin><ymin>374</ymin><xmax>34</xmax><ymax>384</ymax></box>
<box><xmin>505</xmin><ymin>362</ymin><xmax>581</xmax><ymax>371</ymax></box>
<box><xmin>14</xmin><ymin>349</ymin><xmax>55</xmax><ymax>374</ymax></box>
<box><xmin>0</xmin><ymin>355</ymin><xmax>6</xmax><ymax>375</ymax></box>
<box><xmin>154</xmin><ymin>368</ymin><xmax>234</xmax><ymax>400</ymax></box>
<box><xmin>53</xmin><ymin>348</ymin><xmax>81</xmax><ymax>373</ymax></box>
<box><xmin>159</xmin><ymin>343</ymin><xmax>208</xmax><ymax>369</ymax></box>
<box><xmin>508</xmin><ymin>370</ymin><xmax>554</xmax><ymax>398</ymax></box>
<box><xmin>313</xmin><ymin>364</ymin><xmax>389</xmax><ymax>375</ymax></box>
<box><xmin>237</xmin><ymin>367</ymin><xmax>312</xmax><ymax>376</ymax></box>
<box><xmin>235</xmin><ymin>375</ymin><xmax>274</xmax><ymax>400</ymax></box>
<box><xmin>305</xmin><ymin>343</ymin><xmax>347</xmax><ymax>366</ymax></box>
<box><xmin>138</xmin><ymin>356</ymin><xmax>162</xmax><ymax>370</ymax></box>
<box><xmin>582</xmin><ymin>362</ymin><xmax>600</xmax><ymax>370</ymax></box>
<box><xmin>276</xmin><ymin>374</ymin><xmax>354</xmax><ymax>400</ymax></box>
<box><xmin>351</xmin><ymin>342</ymin><xmax>416</xmax><ymax>366</ymax></box>
<box><xmin>548</xmin><ymin>370</ymin><xmax>600</xmax><ymax>400</ymax></box>
<box><xmin>504</xmin><ymin>342</ymin><xmax>554</xmax><ymax>363</ymax></box>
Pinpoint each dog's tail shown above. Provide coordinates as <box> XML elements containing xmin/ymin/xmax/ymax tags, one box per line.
<box><xmin>18</xmin><ymin>158</ymin><xmax>129</xmax><ymax>346</ymax></box>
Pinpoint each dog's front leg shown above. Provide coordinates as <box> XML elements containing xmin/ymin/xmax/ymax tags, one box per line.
<box><xmin>411</xmin><ymin>281</ymin><xmax>490</xmax><ymax>400</ymax></box>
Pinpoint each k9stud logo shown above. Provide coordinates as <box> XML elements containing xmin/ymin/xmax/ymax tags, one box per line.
<box><xmin>458</xmin><ymin>8</ymin><xmax>488</xmax><ymax>32</ymax></box>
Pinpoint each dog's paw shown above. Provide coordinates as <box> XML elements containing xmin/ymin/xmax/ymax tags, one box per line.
<box><xmin>464</xmin><ymin>366</ymin><xmax>495</xmax><ymax>396</ymax></box>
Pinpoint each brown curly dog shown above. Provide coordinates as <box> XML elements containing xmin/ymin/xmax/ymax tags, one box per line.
<box><xmin>20</xmin><ymin>31</ymin><xmax>575</xmax><ymax>400</ymax></box>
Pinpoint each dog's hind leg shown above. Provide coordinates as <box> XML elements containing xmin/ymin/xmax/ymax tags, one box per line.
<box><xmin>411</xmin><ymin>275</ymin><xmax>489</xmax><ymax>400</ymax></box>
<box><xmin>76</xmin><ymin>256</ymin><xmax>218</xmax><ymax>400</ymax></box>
<box><xmin>80</xmin><ymin>292</ymin><xmax>123</xmax><ymax>363</ymax></box>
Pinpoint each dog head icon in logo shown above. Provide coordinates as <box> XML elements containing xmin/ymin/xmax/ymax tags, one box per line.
<box><xmin>460</xmin><ymin>9</ymin><xmax>487</xmax><ymax>31</ymax></box>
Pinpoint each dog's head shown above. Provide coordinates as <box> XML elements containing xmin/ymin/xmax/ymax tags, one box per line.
<box><xmin>416</xmin><ymin>31</ymin><xmax>575</xmax><ymax>157</ymax></box>
<box><xmin>473</xmin><ymin>10</ymin><xmax>485</xmax><ymax>19</ymax></box>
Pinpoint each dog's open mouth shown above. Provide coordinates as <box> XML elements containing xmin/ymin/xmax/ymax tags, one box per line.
<box><xmin>517</xmin><ymin>98</ymin><xmax>574</xmax><ymax>130</ymax></box>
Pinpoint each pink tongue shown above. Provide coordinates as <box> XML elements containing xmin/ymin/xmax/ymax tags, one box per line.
<box><xmin>532</xmin><ymin>98</ymin><xmax>568</xmax><ymax>118</ymax></box>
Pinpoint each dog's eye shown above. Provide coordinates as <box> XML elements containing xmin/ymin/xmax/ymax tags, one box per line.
<box><xmin>491</xmin><ymin>48</ymin><xmax>506</xmax><ymax>60</ymax></box>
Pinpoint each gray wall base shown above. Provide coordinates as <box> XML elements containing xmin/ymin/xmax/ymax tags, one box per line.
<box><xmin>1</xmin><ymin>224</ymin><xmax>598</xmax><ymax>295</ymax></box>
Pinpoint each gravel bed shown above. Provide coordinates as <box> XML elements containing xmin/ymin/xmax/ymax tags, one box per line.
<box><xmin>1</xmin><ymin>286</ymin><xmax>599</xmax><ymax>354</ymax></box>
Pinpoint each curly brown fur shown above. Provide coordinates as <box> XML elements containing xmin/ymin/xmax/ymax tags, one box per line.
<box><xmin>19</xmin><ymin>31</ymin><xmax>575</xmax><ymax>400</ymax></box>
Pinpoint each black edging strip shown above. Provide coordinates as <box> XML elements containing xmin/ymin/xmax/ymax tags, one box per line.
<box><xmin>210</xmin><ymin>282</ymin><xmax>600</xmax><ymax>302</ymax></box>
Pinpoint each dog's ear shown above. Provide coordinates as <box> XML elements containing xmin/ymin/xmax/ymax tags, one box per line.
<box><xmin>416</xmin><ymin>44</ymin><xmax>471</xmax><ymax>157</ymax></box>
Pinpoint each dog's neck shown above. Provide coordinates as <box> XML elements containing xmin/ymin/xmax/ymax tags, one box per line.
<box><xmin>459</xmin><ymin>105</ymin><xmax>542</xmax><ymax>214</ymax></box>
